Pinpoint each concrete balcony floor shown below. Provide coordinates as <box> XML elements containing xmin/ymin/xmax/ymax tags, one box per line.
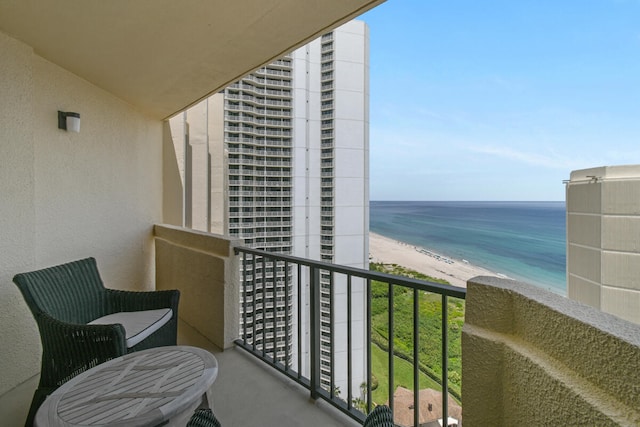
<box><xmin>0</xmin><ymin>320</ymin><xmax>359</xmax><ymax>427</ymax></box>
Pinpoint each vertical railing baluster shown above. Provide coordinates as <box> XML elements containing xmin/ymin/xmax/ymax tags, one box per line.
<box><xmin>269</xmin><ymin>257</ymin><xmax>274</xmax><ymax>363</ymax></box>
<box><xmin>413</xmin><ymin>288</ymin><xmax>419</xmax><ymax>427</ymax></box>
<box><xmin>269</xmin><ymin>257</ymin><xmax>275</xmax><ymax>362</ymax></box>
<box><xmin>284</xmin><ymin>260</ymin><xmax>290</xmax><ymax>370</ymax></box>
<box><xmin>366</xmin><ymin>278</ymin><xmax>372</xmax><ymax>415</ymax></box>
<box><xmin>242</xmin><ymin>252</ymin><xmax>247</xmax><ymax>345</ymax></box>
<box><xmin>388</xmin><ymin>282</ymin><xmax>395</xmax><ymax>412</ymax></box>
<box><xmin>310</xmin><ymin>266</ymin><xmax>321</xmax><ymax>399</ymax></box>
<box><xmin>252</xmin><ymin>254</ymin><xmax>257</xmax><ymax>352</ymax></box>
<box><xmin>347</xmin><ymin>274</ymin><xmax>353</xmax><ymax>410</ymax></box>
<box><xmin>261</xmin><ymin>255</ymin><xmax>266</xmax><ymax>358</ymax></box>
<box><xmin>297</xmin><ymin>263</ymin><xmax>302</xmax><ymax>380</ymax></box>
<box><xmin>442</xmin><ymin>294</ymin><xmax>449</xmax><ymax>426</ymax></box>
<box><xmin>330</xmin><ymin>270</ymin><xmax>335</xmax><ymax>399</ymax></box>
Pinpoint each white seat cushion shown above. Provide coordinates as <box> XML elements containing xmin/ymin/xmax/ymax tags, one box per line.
<box><xmin>88</xmin><ymin>308</ymin><xmax>173</xmax><ymax>348</ymax></box>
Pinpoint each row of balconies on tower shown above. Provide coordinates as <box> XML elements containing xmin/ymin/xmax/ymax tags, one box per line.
<box><xmin>228</xmin><ymin>83</ymin><xmax>292</xmax><ymax>97</ymax></box>
<box><xmin>242</xmin><ymin>74</ymin><xmax>292</xmax><ymax>88</ymax></box>
<box><xmin>226</xmin><ymin>137</ymin><xmax>292</xmax><ymax>148</ymax></box>
<box><xmin>320</xmin><ymin>71</ymin><xmax>334</xmax><ymax>82</ymax></box>
<box><xmin>229</xmin><ymin>163</ymin><xmax>291</xmax><ymax>171</ymax></box>
<box><xmin>234</xmin><ymin>231</ymin><xmax>293</xmax><ymax>239</ymax></box>
<box><xmin>320</xmin><ymin>247</ymin><xmax>334</xmax><ymax>256</ymax></box>
<box><xmin>224</xmin><ymin>125</ymin><xmax>292</xmax><ymax>136</ymax></box>
<box><xmin>321</xmin><ymin>32</ymin><xmax>334</xmax><ymax>43</ymax></box>
<box><xmin>229</xmin><ymin>199</ymin><xmax>292</xmax><ymax>207</ymax></box>
<box><xmin>320</xmin><ymin>149</ymin><xmax>335</xmax><ymax>160</ymax></box>
<box><xmin>321</xmin><ymin>121</ymin><xmax>333</xmax><ymax>130</ymax></box>
<box><xmin>228</xmin><ymin>157</ymin><xmax>292</xmax><ymax>166</ymax></box>
<box><xmin>265</xmin><ymin>58</ymin><xmax>292</xmax><ymax>68</ymax></box>
<box><xmin>321</xmin><ymin>42</ymin><xmax>334</xmax><ymax>53</ymax></box>
<box><xmin>230</xmin><ymin>195</ymin><xmax>292</xmax><ymax>202</ymax></box>
<box><xmin>321</xmin><ymin>52</ymin><xmax>334</xmax><ymax>62</ymax></box>
<box><xmin>227</xmin><ymin>146</ymin><xmax>291</xmax><ymax>156</ymax></box>
<box><xmin>228</xmin><ymin>178</ymin><xmax>292</xmax><ymax>186</ymax></box>
<box><xmin>321</xmin><ymin>131</ymin><xmax>334</xmax><ymax>141</ymax></box>
<box><xmin>225</xmin><ymin>93</ymin><xmax>293</xmax><ymax>108</ymax></box>
<box><xmin>321</xmin><ymin>62</ymin><xmax>333</xmax><ymax>72</ymax></box>
<box><xmin>320</xmin><ymin>100</ymin><xmax>333</xmax><ymax>111</ymax></box>
<box><xmin>226</xmin><ymin>137</ymin><xmax>293</xmax><ymax>147</ymax></box>
<box><xmin>229</xmin><ymin>222</ymin><xmax>293</xmax><ymax>230</ymax></box>
<box><xmin>225</xmin><ymin>113</ymin><xmax>292</xmax><ymax>125</ymax></box>
<box><xmin>230</xmin><ymin>212</ymin><xmax>293</xmax><ymax>219</ymax></box>
<box><xmin>226</xmin><ymin>103</ymin><xmax>293</xmax><ymax>117</ymax></box>
<box><xmin>228</xmin><ymin>189</ymin><xmax>292</xmax><ymax>196</ymax></box>
<box><xmin>254</xmin><ymin>67</ymin><xmax>292</xmax><ymax>78</ymax></box>
<box><xmin>321</xmin><ymin>92</ymin><xmax>334</xmax><ymax>101</ymax></box>
<box><xmin>321</xmin><ymin>177</ymin><xmax>333</xmax><ymax>186</ymax></box>
<box><xmin>228</xmin><ymin>169</ymin><xmax>292</xmax><ymax>178</ymax></box>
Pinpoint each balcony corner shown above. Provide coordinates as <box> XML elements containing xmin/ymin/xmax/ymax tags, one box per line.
<box><xmin>462</xmin><ymin>276</ymin><xmax>640</xmax><ymax>426</ymax></box>
<box><xmin>154</xmin><ymin>224</ymin><xmax>243</xmax><ymax>349</ymax></box>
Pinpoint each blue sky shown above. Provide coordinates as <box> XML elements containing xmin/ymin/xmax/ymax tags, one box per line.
<box><xmin>360</xmin><ymin>0</ymin><xmax>640</xmax><ymax>201</ymax></box>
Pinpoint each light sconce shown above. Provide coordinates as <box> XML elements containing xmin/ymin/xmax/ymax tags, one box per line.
<box><xmin>58</xmin><ymin>111</ymin><xmax>81</xmax><ymax>133</ymax></box>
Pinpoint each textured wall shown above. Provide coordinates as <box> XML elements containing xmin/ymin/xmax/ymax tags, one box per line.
<box><xmin>567</xmin><ymin>165</ymin><xmax>640</xmax><ymax>324</ymax></box>
<box><xmin>154</xmin><ymin>225</ymin><xmax>240</xmax><ymax>349</ymax></box>
<box><xmin>0</xmin><ymin>31</ymin><xmax>40</xmax><ymax>399</ymax></box>
<box><xmin>463</xmin><ymin>276</ymin><xmax>640</xmax><ymax>426</ymax></box>
<box><xmin>0</xmin><ymin>29</ymin><xmax>163</xmax><ymax>396</ymax></box>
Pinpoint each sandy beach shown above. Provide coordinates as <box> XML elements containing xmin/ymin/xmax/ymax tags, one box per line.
<box><xmin>369</xmin><ymin>232</ymin><xmax>500</xmax><ymax>288</ymax></box>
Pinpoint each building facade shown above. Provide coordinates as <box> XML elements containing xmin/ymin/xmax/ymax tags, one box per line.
<box><xmin>170</xmin><ymin>20</ymin><xmax>369</xmax><ymax>397</ymax></box>
<box><xmin>566</xmin><ymin>165</ymin><xmax>640</xmax><ymax>324</ymax></box>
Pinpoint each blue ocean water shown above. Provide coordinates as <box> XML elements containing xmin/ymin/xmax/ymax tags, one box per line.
<box><xmin>370</xmin><ymin>201</ymin><xmax>566</xmax><ymax>294</ymax></box>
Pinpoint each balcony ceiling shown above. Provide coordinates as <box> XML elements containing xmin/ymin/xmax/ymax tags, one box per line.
<box><xmin>0</xmin><ymin>0</ymin><xmax>384</xmax><ymax>120</ymax></box>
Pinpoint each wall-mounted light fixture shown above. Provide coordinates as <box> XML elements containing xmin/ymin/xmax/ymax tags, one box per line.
<box><xmin>58</xmin><ymin>111</ymin><xmax>81</xmax><ymax>133</ymax></box>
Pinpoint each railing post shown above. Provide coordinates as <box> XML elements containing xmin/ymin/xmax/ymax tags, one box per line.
<box><xmin>367</xmin><ymin>278</ymin><xmax>372</xmax><ymax>414</ymax></box>
<box><xmin>442</xmin><ymin>295</ymin><xmax>449</xmax><ymax>426</ymax></box>
<box><xmin>310</xmin><ymin>266</ymin><xmax>321</xmax><ymax>399</ymax></box>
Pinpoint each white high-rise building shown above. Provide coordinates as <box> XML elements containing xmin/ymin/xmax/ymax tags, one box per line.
<box><xmin>170</xmin><ymin>20</ymin><xmax>369</xmax><ymax>397</ymax></box>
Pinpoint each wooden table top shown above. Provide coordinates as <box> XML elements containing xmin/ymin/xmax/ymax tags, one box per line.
<box><xmin>35</xmin><ymin>346</ymin><xmax>218</xmax><ymax>427</ymax></box>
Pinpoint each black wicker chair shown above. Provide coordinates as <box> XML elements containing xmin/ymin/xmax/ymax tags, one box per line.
<box><xmin>13</xmin><ymin>257</ymin><xmax>180</xmax><ymax>426</ymax></box>
<box><xmin>364</xmin><ymin>405</ymin><xmax>395</xmax><ymax>427</ymax></box>
<box><xmin>187</xmin><ymin>409</ymin><xmax>222</xmax><ymax>427</ymax></box>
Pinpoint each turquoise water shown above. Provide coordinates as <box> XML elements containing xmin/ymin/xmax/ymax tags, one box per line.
<box><xmin>370</xmin><ymin>201</ymin><xmax>566</xmax><ymax>294</ymax></box>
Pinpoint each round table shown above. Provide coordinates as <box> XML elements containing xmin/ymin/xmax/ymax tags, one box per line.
<box><xmin>35</xmin><ymin>346</ymin><xmax>218</xmax><ymax>426</ymax></box>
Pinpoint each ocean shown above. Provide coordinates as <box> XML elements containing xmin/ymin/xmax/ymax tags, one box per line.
<box><xmin>370</xmin><ymin>201</ymin><xmax>566</xmax><ymax>294</ymax></box>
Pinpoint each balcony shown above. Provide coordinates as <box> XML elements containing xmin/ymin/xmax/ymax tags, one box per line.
<box><xmin>4</xmin><ymin>226</ymin><xmax>640</xmax><ymax>426</ymax></box>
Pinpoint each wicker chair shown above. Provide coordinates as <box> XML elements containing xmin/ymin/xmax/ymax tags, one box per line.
<box><xmin>13</xmin><ymin>257</ymin><xmax>180</xmax><ymax>427</ymax></box>
<box><xmin>187</xmin><ymin>409</ymin><xmax>222</xmax><ymax>427</ymax></box>
<box><xmin>364</xmin><ymin>405</ymin><xmax>395</xmax><ymax>427</ymax></box>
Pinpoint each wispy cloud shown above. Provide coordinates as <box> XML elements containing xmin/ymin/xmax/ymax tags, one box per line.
<box><xmin>469</xmin><ymin>145</ymin><xmax>591</xmax><ymax>170</ymax></box>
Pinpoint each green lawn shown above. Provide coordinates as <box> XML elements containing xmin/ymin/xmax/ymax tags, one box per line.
<box><xmin>369</xmin><ymin>262</ymin><xmax>465</xmax><ymax>400</ymax></box>
<box><xmin>371</xmin><ymin>343</ymin><xmax>441</xmax><ymax>404</ymax></box>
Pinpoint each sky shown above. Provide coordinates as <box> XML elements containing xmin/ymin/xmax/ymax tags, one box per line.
<box><xmin>360</xmin><ymin>0</ymin><xmax>640</xmax><ymax>201</ymax></box>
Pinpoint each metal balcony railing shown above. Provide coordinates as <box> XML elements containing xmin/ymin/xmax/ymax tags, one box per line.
<box><xmin>233</xmin><ymin>246</ymin><xmax>466</xmax><ymax>425</ymax></box>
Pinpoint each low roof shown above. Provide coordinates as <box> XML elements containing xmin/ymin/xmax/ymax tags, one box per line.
<box><xmin>389</xmin><ymin>386</ymin><xmax>462</xmax><ymax>427</ymax></box>
<box><xmin>0</xmin><ymin>0</ymin><xmax>384</xmax><ymax>119</ymax></box>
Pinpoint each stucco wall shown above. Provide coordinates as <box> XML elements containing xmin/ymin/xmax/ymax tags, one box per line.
<box><xmin>0</xmin><ymin>30</ymin><xmax>39</xmax><ymax>400</ymax></box>
<box><xmin>154</xmin><ymin>225</ymin><xmax>240</xmax><ymax>349</ymax></box>
<box><xmin>0</xmin><ymin>30</ymin><xmax>163</xmax><ymax>396</ymax></box>
<box><xmin>463</xmin><ymin>276</ymin><xmax>640</xmax><ymax>426</ymax></box>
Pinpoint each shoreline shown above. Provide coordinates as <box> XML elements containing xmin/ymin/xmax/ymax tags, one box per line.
<box><xmin>369</xmin><ymin>232</ymin><xmax>501</xmax><ymax>288</ymax></box>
